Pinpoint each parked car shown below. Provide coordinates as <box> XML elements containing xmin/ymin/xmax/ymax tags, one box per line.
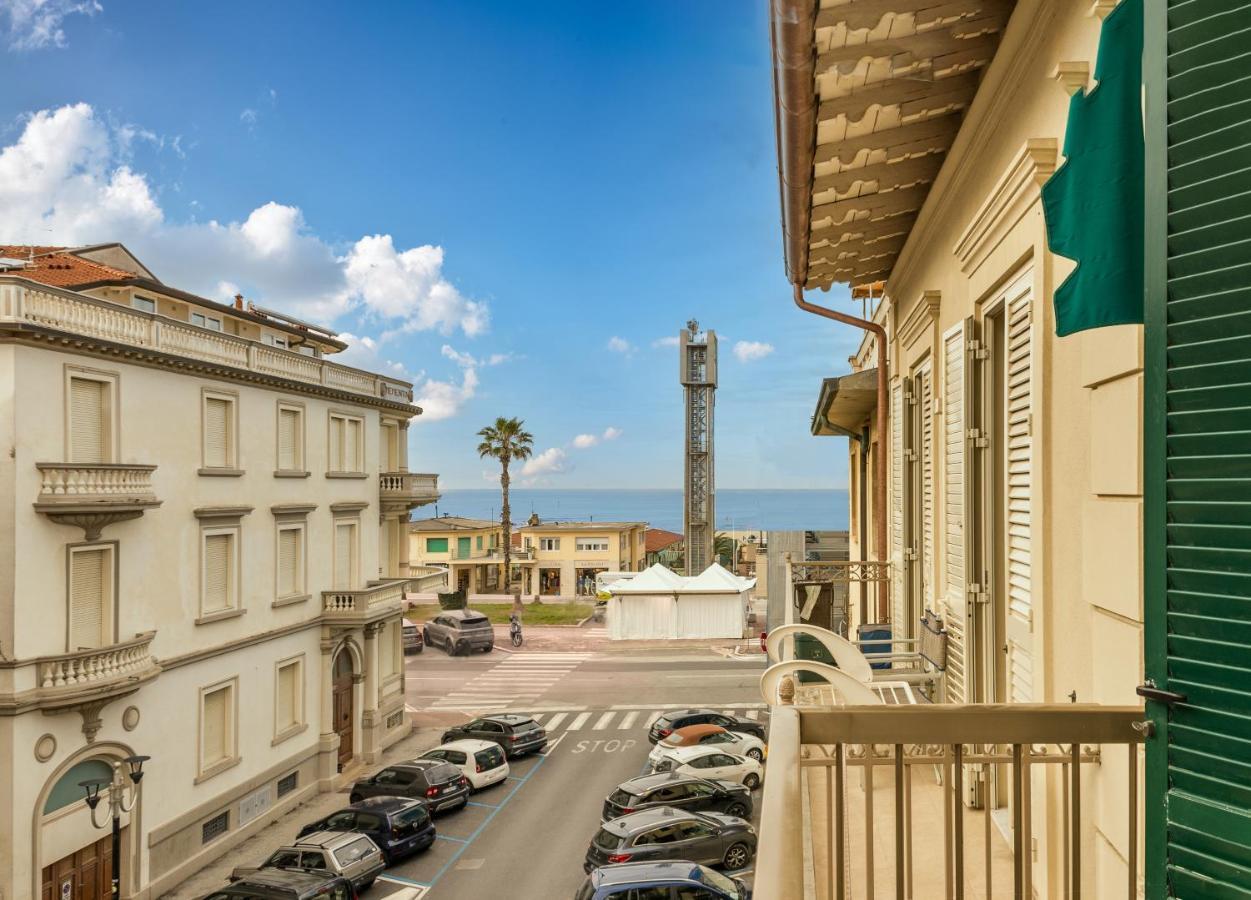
<box><xmin>650</xmin><ymin>747</ymin><xmax>763</xmax><ymax>790</ymax></box>
<box><xmin>297</xmin><ymin>797</ymin><xmax>436</xmax><ymax>864</ymax></box>
<box><xmin>420</xmin><ymin>739</ymin><xmax>509</xmax><ymax>790</ymax></box>
<box><xmin>648</xmin><ymin>709</ymin><xmax>767</xmax><ymax>744</ymax></box>
<box><xmin>230</xmin><ymin>832</ymin><xmax>384</xmax><ymax>892</ymax></box>
<box><xmin>602</xmin><ymin>773</ymin><xmax>752</xmax><ymax>822</ymax></box>
<box><xmin>441</xmin><ymin>714</ymin><xmax>547</xmax><ymax>759</ymax></box>
<box><xmin>201</xmin><ymin>869</ymin><xmax>356</xmax><ymax>900</ymax></box>
<box><xmin>402</xmin><ymin>618</ymin><xmax>424</xmax><ymax>654</ymax></box>
<box><xmin>423</xmin><ymin>608</ymin><xmax>495</xmax><ymax>654</ymax></box>
<box><xmin>648</xmin><ymin>724</ymin><xmax>767</xmax><ymax>766</ymax></box>
<box><xmin>584</xmin><ymin>808</ymin><xmax>757</xmax><ymax>873</ymax></box>
<box><xmin>574</xmin><ymin>861</ymin><xmax>750</xmax><ymax>900</ymax></box>
<box><xmin>348</xmin><ymin>759</ymin><xmax>470</xmax><ymax>812</ymax></box>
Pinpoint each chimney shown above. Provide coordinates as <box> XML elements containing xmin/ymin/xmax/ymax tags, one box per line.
<box><xmin>234</xmin><ymin>293</ymin><xmax>245</xmax><ymax>310</ymax></box>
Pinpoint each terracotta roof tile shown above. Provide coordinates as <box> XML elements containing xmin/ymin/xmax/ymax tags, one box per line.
<box><xmin>645</xmin><ymin>529</ymin><xmax>684</xmax><ymax>553</ymax></box>
<box><xmin>0</xmin><ymin>246</ymin><xmax>136</xmax><ymax>289</ymax></box>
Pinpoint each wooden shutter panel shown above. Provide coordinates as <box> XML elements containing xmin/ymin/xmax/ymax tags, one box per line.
<box><xmin>942</xmin><ymin>320</ymin><xmax>974</xmax><ymax>703</ymax></box>
<box><xmin>204</xmin><ymin>533</ymin><xmax>232</xmax><ymax>611</ymax></box>
<box><xmin>277</xmin><ymin>664</ymin><xmax>297</xmax><ymax>730</ymax></box>
<box><xmin>346</xmin><ymin>418</ymin><xmax>362</xmax><ymax>471</ymax></box>
<box><xmin>890</xmin><ymin>380</ymin><xmax>905</xmax><ymax>629</ymax></box>
<box><xmin>204</xmin><ymin>397</ymin><xmax>231</xmax><ymax>468</ymax></box>
<box><xmin>329</xmin><ymin>417</ymin><xmax>344</xmax><ymax>471</ymax></box>
<box><xmin>69</xmin><ymin>377</ymin><xmax>107</xmax><ymax>464</ymax></box>
<box><xmin>278</xmin><ymin>407</ymin><xmax>299</xmax><ymax>471</ymax></box>
<box><xmin>70</xmin><ymin>548</ymin><xmax>108</xmax><ymax>649</ymax></box>
<box><xmin>919</xmin><ymin>366</ymin><xmax>935</xmax><ymax>614</ymax></box>
<box><xmin>1004</xmin><ymin>273</ymin><xmax>1034</xmax><ymax>702</ymax></box>
<box><xmin>334</xmin><ymin>524</ymin><xmax>353</xmax><ymax>589</ymax></box>
<box><xmin>278</xmin><ymin>528</ymin><xmax>299</xmax><ymax>597</ymax></box>
<box><xmin>202</xmin><ymin>687</ymin><xmax>228</xmax><ymax>765</ymax></box>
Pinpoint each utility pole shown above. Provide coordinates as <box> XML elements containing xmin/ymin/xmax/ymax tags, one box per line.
<box><xmin>681</xmin><ymin>320</ymin><xmax>717</xmax><ymax>575</ymax></box>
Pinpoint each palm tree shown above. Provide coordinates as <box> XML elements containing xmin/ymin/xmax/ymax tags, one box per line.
<box><xmin>477</xmin><ymin>417</ymin><xmax>533</xmax><ymax>600</ymax></box>
<box><xmin>714</xmin><ymin>532</ymin><xmax>736</xmax><ymax>569</ymax></box>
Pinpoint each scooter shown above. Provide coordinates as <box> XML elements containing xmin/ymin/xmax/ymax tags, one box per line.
<box><xmin>509</xmin><ymin>618</ymin><xmax>523</xmax><ymax>648</ymax></box>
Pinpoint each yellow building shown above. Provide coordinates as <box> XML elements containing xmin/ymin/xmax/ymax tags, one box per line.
<box><xmin>408</xmin><ymin>516</ymin><xmax>505</xmax><ymax>594</ymax></box>
<box><xmin>517</xmin><ymin>521</ymin><xmax>647</xmax><ymax>597</ymax></box>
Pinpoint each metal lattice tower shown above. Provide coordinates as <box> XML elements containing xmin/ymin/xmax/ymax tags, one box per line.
<box><xmin>680</xmin><ymin>321</ymin><xmax>717</xmax><ymax>575</ymax></box>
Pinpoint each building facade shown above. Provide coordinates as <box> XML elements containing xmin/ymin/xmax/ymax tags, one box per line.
<box><xmin>0</xmin><ymin>245</ymin><xmax>438</xmax><ymax>899</ymax></box>
<box><xmin>517</xmin><ymin>522</ymin><xmax>647</xmax><ymax>597</ymax></box>
<box><xmin>408</xmin><ymin>515</ymin><xmax>504</xmax><ymax>594</ymax></box>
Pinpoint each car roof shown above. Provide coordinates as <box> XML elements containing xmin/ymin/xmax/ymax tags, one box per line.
<box><xmin>665</xmin><ymin>708</ymin><xmax>720</xmax><ymax>718</ymax></box>
<box><xmin>621</xmin><ymin>771</ymin><xmax>695</xmax><ymax>792</ymax></box>
<box><xmin>347</xmin><ymin>796</ymin><xmax>422</xmax><ymax>813</ymax></box>
<box><xmin>447</xmin><ymin>608</ymin><xmax>488</xmax><ymax>619</ymax></box>
<box><xmin>669</xmin><ymin>724</ymin><xmax>728</xmax><ymax>740</ymax></box>
<box><xmin>231</xmin><ymin>869</ymin><xmax>341</xmax><ymax>890</ymax></box>
<box><xmin>293</xmin><ymin>831</ymin><xmax>369</xmax><ymax>850</ymax></box>
<box><xmin>476</xmin><ymin>713</ymin><xmax>534</xmax><ymax>725</ymax></box>
<box><xmin>667</xmin><ymin>745</ymin><xmax>744</xmax><ymax>763</ymax></box>
<box><xmin>432</xmin><ymin>739</ymin><xmax>499</xmax><ymax>752</ymax></box>
<box><xmin>605</xmin><ymin>807</ymin><xmax>704</xmax><ymax>834</ymax></box>
<box><xmin>592</xmin><ymin>861</ymin><xmax>705</xmax><ymax>886</ymax></box>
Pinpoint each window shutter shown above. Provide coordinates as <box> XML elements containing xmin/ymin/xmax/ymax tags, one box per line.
<box><xmin>920</xmin><ymin>366</ymin><xmax>935</xmax><ymax>614</ymax></box>
<box><xmin>204</xmin><ymin>533</ymin><xmax>232</xmax><ymax>611</ymax></box>
<box><xmin>890</xmin><ymin>380</ymin><xmax>905</xmax><ymax>630</ymax></box>
<box><xmin>278</xmin><ymin>407</ymin><xmax>299</xmax><ymax>470</ymax></box>
<box><xmin>69</xmin><ymin>378</ymin><xmax>107</xmax><ymax>464</ymax></box>
<box><xmin>277</xmin><ymin>664</ymin><xmax>297</xmax><ymax>730</ymax></box>
<box><xmin>1004</xmin><ymin>273</ymin><xmax>1034</xmax><ymax>702</ymax></box>
<box><xmin>203</xmin><ymin>687</ymin><xmax>228</xmax><ymax>765</ymax></box>
<box><xmin>329</xmin><ymin>417</ymin><xmax>344</xmax><ymax>471</ymax></box>
<box><xmin>942</xmin><ymin>320</ymin><xmax>974</xmax><ymax>703</ymax></box>
<box><xmin>334</xmin><ymin>524</ymin><xmax>353</xmax><ymax>589</ymax></box>
<box><xmin>278</xmin><ymin>528</ymin><xmax>300</xmax><ymax>597</ymax></box>
<box><xmin>346</xmin><ymin>418</ymin><xmax>362</xmax><ymax>471</ymax></box>
<box><xmin>70</xmin><ymin>548</ymin><xmax>108</xmax><ymax>649</ymax></box>
<box><xmin>204</xmin><ymin>397</ymin><xmax>231</xmax><ymax>468</ymax></box>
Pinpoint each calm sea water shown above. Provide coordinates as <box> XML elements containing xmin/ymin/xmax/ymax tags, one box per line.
<box><xmin>425</xmin><ymin>489</ymin><xmax>849</xmax><ymax>533</ymax></box>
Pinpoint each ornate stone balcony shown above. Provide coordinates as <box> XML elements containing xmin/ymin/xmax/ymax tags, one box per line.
<box><xmin>322</xmin><ymin>579</ymin><xmax>408</xmax><ymax>624</ymax></box>
<box><xmin>379</xmin><ymin>471</ymin><xmax>439</xmax><ymax>512</ymax></box>
<box><xmin>407</xmin><ymin>565</ymin><xmax>449</xmax><ymax>594</ymax></box>
<box><xmin>33</xmin><ymin>463</ymin><xmax>162</xmax><ymax>540</ymax></box>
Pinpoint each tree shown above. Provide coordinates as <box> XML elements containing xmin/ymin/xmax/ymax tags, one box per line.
<box><xmin>714</xmin><ymin>533</ymin><xmax>736</xmax><ymax>569</ymax></box>
<box><xmin>477</xmin><ymin>417</ymin><xmax>534</xmax><ymax>603</ymax></box>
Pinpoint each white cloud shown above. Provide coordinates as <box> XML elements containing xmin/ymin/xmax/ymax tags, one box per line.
<box><xmin>733</xmin><ymin>340</ymin><xmax>775</xmax><ymax>362</ymax></box>
<box><xmin>652</xmin><ymin>335</ymin><xmax>680</xmax><ymax>348</ymax></box>
<box><xmin>607</xmin><ymin>336</ymin><xmax>634</xmax><ymax>355</ymax></box>
<box><xmin>602</xmin><ymin>426</ymin><xmax>623</xmax><ymax>441</ymax></box>
<box><xmin>0</xmin><ymin>103</ymin><xmax>487</xmax><ymax>337</ymax></box>
<box><xmin>1</xmin><ymin>0</ymin><xmax>101</xmax><ymax>50</ymax></box>
<box><xmin>572</xmin><ymin>433</ymin><xmax>598</xmax><ymax>449</ymax></box>
<box><xmin>415</xmin><ymin>366</ymin><xmax>479</xmax><ymax>422</ymax></box>
<box><xmin>441</xmin><ymin>345</ymin><xmax>511</xmax><ymax>368</ymax></box>
<box><xmin>334</xmin><ymin>332</ymin><xmax>411</xmax><ymax>379</ymax></box>
<box><xmin>521</xmin><ymin>447</ymin><xmax>567</xmax><ymax>478</ymax></box>
<box><xmin>240</xmin><ymin>108</ymin><xmax>258</xmax><ymax>128</ymax></box>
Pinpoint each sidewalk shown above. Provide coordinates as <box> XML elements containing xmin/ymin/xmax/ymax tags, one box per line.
<box><xmin>161</xmin><ymin>723</ymin><xmax>445</xmax><ymax>899</ymax></box>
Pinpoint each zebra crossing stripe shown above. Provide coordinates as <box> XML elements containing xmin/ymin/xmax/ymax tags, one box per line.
<box><xmin>618</xmin><ymin>711</ymin><xmax>639</xmax><ymax>730</ymax></box>
<box><xmin>745</xmin><ymin>710</ymin><xmax>759</xmax><ymax>720</ymax></box>
<box><xmin>544</xmin><ymin>712</ymin><xmax>567</xmax><ymax>730</ymax></box>
<box><xmin>566</xmin><ymin>712</ymin><xmax>592</xmax><ymax>731</ymax></box>
<box><xmin>592</xmin><ymin>712</ymin><xmax>615</xmax><ymax>731</ymax></box>
<box><xmin>645</xmin><ymin>711</ymin><xmax>665</xmax><ymax>728</ymax></box>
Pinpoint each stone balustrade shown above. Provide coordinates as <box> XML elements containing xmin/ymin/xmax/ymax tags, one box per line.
<box><xmin>322</xmin><ymin>580</ymin><xmax>408</xmax><ymax>622</ymax></box>
<box><xmin>379</xmin><ymin>472</ymin><xmax>440</xmax><ymax>511</ymax></box>
<box><xmin>37</xmin><ymin>632</ymin><xmax>158</xmax><ymax>691</ymax></box>
<box><xmin>36</xmin><ymin>463</ymin><xmax>158</xmax><ymax>499</ymax></box>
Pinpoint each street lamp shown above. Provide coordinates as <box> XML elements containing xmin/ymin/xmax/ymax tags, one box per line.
<box><xmin>80</xmin><ymin>754</ymin><xmax>148</xmax><ymax>900</ymax></box>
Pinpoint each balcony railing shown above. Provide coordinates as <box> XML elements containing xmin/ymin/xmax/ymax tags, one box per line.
<box><xmin>407</xmin><ymin>565</ymin><xmax>448</xmax><ymax>594</ymax></box>
<box><xmin>379</xmin><ymin>471</ymin><xmax>439</xmax><ymax>509</ymax></box>
<box><xmin>33</xmin><ymin>462</ymin><xmax>162</xmax><ymax>539</ymax></box>
<box><xmin>756</xmin><ymin>689</ymin><xmax>1146</xmax><ymax>900</ymax></box>
<box><xmin>322</xmin><ymin>579</ymin><xmax>408</xmax><ymax>622</ymax></box>
<box><xmin>0</xmin><ymin>278</ymin><xmax>413</xmax><ymax>404</ymax></box>
<box><xmin>36</xmin><ymin>631</ymin><xmax>160</xmax><ymax>698</ymax></box>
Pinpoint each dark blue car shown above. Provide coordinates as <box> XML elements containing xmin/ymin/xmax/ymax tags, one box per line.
<box><xmin>297</xmin><ymin>796</ymin><xmax>435</xmax><ymax>864</ymax></box>
<box><xmin>574</xmin><ymin>861</ymin><xmax>750</xmax><ymax>899</ymax></box>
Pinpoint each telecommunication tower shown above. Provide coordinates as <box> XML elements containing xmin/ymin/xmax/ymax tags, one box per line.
<box><xmin>680</xmin><ymin>320</ymin><xmax>717</xmax><ymax>574</ymax></box>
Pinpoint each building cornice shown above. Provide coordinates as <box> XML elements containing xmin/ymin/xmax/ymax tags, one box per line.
<box><xmin>897</xmin><ymin>291</ymin><xmax>942</xmax><ymax>352</ymax></box>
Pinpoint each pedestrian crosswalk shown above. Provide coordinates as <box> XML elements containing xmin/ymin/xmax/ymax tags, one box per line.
<box><xmin>584</xmin><ymin>626</ymin><xmax>609</xmax><ymax>638</ymax></box>
<box><xmin>512</xmin><ymin>705</ymin><xmax>769</xmax><ymax>734</ymax></box>
<box><xmin>427</xmin><ymin>652</ymin><xmax>592</xmax><ymax>711</ymax></box>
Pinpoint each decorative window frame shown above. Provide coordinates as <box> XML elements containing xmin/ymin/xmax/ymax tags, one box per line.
<box><xmin>199</xmin><ymin>387</ymin><xmax>242</xmax><ymax>476</ymax></box>
<box><xmin>331</xmin><ymin>502</ymin><xmax>367</xmax><ymax>590</ymax></box>
<box><xmin>196</xmin><ymin>676</ymin><xmax>240</xmax><ymax>783</ymax></box>
<box><xmin>272</xmin><ymin>653</ymin><xmax>307</xmax><ymax>746</ymax></box>
<box><xmin>326</xmin><ymin>410</ymin><xmax>367</xmax><ymax>478</ymax></box>
<box><xmin>274</xmin><ymin>400</ymin><xmax>308</xmax><ymax>478</ymax></box>
<box><xmin>64</xmin><ymin>364</ymin><xmax>120</xmax><ymax>464</ymax></box>
<box><xmin>64</xmin><ymin>540</ymin><xmax>119</xmax><ymax>652</ymax></box>
<box><xmin>194</xmin><ymin>506</ymin><xmax>253</xmax><ymax>623</ymax></box>
<box><xmin>271</xmin><ymin>504</ymin><xmax>315</xmax><ymax>608</ymax></box>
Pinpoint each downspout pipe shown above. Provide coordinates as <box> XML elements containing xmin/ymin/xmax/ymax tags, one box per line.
<box><xmin>794</xmin><ymin>284</ymin><xmax>890</xmax><ymax>623</ymax></box>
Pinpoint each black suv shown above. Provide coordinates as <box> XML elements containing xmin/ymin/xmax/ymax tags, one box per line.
<box><xmin>602</xmin><ymin>772</ymin><xmax>752</xmax><ymax>822</ymax></box>
<box><xmin>441</xmin><ymin>714</ymin><xmax>547</xmax><ymax>759</ymax></box>
<box><xmin>201</xmin><ymin>869</ymin><xmax>355</xmax><ymax>900</ymax></box>
<box><xmin>297</xmin><ymin>796</ymin><xmax>436</xmax><ymax>864</ymax></box>
<box><xmin>648</xmin><ymin>709</ymin><xmax>766</xmax><ymax>744</ymax></box>
<box><xmin>349</xmin><ymin>759</ymin><xmax>470</xmax><ymax>813</ymax></box>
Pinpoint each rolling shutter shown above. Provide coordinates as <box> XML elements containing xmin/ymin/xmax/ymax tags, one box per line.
<box><xmin>203</xmin><ymin>533</ymin><xmax>232</xmax><ymax>611</ymax></box>
<box><xmin>69</xmin><ymin>377</ymin><xmax>107</xmax><ymax>464</ymax></box>
<box><xmin>890</xmin><ymin>380</ymin><xmax>905</xmax><ymax>629</ymax></box>
<box><xmin>277</xmin><ymin>663</ymin><xmax>298</xmax><ymax>730</ymax></box>
<box><xmin>334</xmin><ymin>523</ymin><xmax>355</xmax><ymax>589</ymax></box>
<box><xmin>204</xmin><ymin>397</ymin><xmax>231</xmax><ymax>468</ymax></box>
<box><xmin>329</xmin><ymin>417</ymin><xmax>345</xmax><ymax>471</ymax></box>
<box><xmin>70</xmin><ymin>548</ymin><xmax>108</xmax><ymax>650</ymax></box>
<box><xmin>942</xmin><ymin>320</ymin><xmax>974</xmax><ymax>703</ymax></box>
<box><xmin>1004</xmin><ymin>272</ymin><xmax>1035</xmax><ymax>702</ymax></box>
<box><xmin>202</xmin><ymin>687</ymin><xmax>228</xmax><ymax>765</ymax></box>
<box><xmin>1148</xmin><ymin>3</ymin><xmax>1251</xmax><ymax>894</ymax></box>
<box><xmin>277</xmin><ymin>528</ymin><xmax>300</xmax><ymax>597</ymax></box>
<box><xmin>919</xmin><ymin>364</ymin><xmax>935</xmax><ymax>614</ymax></box>
<box><xmin>278</xmin><ymin>407</ymin><xmax>300</xmax><ymax>471</ymax></box>
<box><xmin>346</xmin><ymin>418</ymin><xmax>362</xmax><ymax>472</ymax></box>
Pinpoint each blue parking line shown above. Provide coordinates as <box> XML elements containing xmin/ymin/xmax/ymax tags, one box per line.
<box><xmin>435</xmin><ymin>834</ymin><xmax>468</xmax><ymax>844</ymax></box>
<box><xmin>378</xmin><ymin>873</ymin><xmax>431</xmax><ymax>888</ymax></box>
<box><xmin>424</xmin><ymin>750</ymin><xmax>552</xmax><ymax>887</ymax></box>
<box><xmin>466</xmin><ymin>800</ymin><xmax>498</xmax><ymax>809</ymax></box>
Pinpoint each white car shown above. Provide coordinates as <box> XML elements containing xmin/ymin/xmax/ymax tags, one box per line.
<box><xmin>647</xmin><ymin>726</ymin><xmax>768</xmax><ymax>772</ymax></box>
<box><xmin>420</xmin><ymin>739</ymin><xmax>509</xmax><ymax>791</ymax></box>
<box><xmin>650</xmin><ymin>746</ymin><xmax>764</xmax><ymax>790</ymax></box>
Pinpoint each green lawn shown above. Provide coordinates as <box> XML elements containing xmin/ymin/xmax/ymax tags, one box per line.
<box><xmin>408</xmin><ymin>602</ymin><xmax>595</xmax><ymax>626</ymax></box>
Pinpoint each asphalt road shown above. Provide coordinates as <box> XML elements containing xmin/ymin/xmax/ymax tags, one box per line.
<box><xmin>379</xmin><ymin>643</ymin><xmax>769</xmax><ymax>899</ymax></box>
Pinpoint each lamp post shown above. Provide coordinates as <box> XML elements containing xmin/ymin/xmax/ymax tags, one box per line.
<box><xmin>79</xmin><ymin>754</ymin><xmax>148</xmax><ymax>900</ymax></box>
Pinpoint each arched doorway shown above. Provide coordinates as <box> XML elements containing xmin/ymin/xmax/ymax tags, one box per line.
<box><xmin>332</xmin><ymin>649</ymin><xmax>355</xmax><ymax>769</ymax></box>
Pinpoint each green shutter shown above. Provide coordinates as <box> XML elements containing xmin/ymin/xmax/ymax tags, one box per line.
<box><xmin>426</xmin><ymin>537</ymin><xmax>448</xmax><ymax>553</ymax></box>
<box><xmin>1145</xmin><ymin>1</ymin><xmax>1251</xmax><ymax>896</ymax></box>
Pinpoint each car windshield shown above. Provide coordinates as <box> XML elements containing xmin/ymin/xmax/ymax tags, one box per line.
<box><xmin>608</xmin><ymin>788</ymin><xmax>637</xmax><ymax>806</ymax></box>
<box><xmin>429</xmin><ymin>763</ymin><xmax>461</xmax><ymax>783</ymax></box>
<box><xmin>700</xmin><ymin>868</ymin><xmax>743</xmax><ymax>895</ymax></box>
<box><xmin>460</xmin><ymin>615</ymin><xmax>489</xmax><ymax>626</ymax></box>
<box><xmin>592</xmin><ymin>828</ymin><xmax>621</xmax><ymax>850</ymax></box>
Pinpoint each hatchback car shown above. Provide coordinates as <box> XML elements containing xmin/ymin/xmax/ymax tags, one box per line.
<box><xmin>402</xmin><ymin>618</ymin><xmax>424</xmax><ymax>653</ymax></box>
<box><xmin>297</xmin><ymin>796</ymin><xmax>436</xmax><ymax>864</ymax></box>
<box><xmin>423</xmin><ymin>609</ymin><xmax>495</xmax><ymax>654</ymax></box>
<box><xmin>574</xmin><ymin>861</ymin><xmax>750</xmax><ymax>900</ymax></box>
<box><xmin>602</xmin><ymin>773</ymin><xmax>752</xmax><ymax>822</ymax></box>
<box><xmin>230</xmin><ymin>832</ymin><xmax>384</xmax><ymax>892</ymax></box>
<box><xmin>584</xmin><ymin>808</ymin><xmax>757</xmax><ymax>873</ymax></box>
<box><xmin>421</xmin><ymin>739</ymin><xmax>510</xmax><ymax>790</ymax></box>
<box><xmin>349</xmin><ymin>759</ymin><xmax>470</xmax><ymax>812</ymax></box>
<box><xmin>651</xmin><ymin>747</ymin><xmax>763</xmax><ymax>790</ymax></box>
<box><xmin>648</xmin><ymin>725</ymin><xmax>767</xmax><ymax>767</ymax></box>
<box><xmin>648</xmin><ymin>709</ymin><xmax>767</xmax><ymax>744</ymax></box>
<box><xmin>441</xmin><ymin>713</ymin><xmax>547</xmax><ymax>759</ymax></box>
<box><xmin>201</xmin><ymin>869</ymin><xmax>355</xmax><ymax>900</ymax></box>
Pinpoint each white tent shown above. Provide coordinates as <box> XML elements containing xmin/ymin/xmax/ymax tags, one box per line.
<box><xmin>606</xmin><ymin>563</ymin><xmax>755</xmax><ymax>640</ymax></box>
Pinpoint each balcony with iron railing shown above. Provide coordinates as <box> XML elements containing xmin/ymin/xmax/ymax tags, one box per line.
<box><xmin>321</xmin><ymin>579</ymin><xmax>408</xmax><ymax>623</ymax></box>
<box><xmin>379</xmin><ymin>471</ymin><xmax>439</xmax><ymax>511</ymax></box>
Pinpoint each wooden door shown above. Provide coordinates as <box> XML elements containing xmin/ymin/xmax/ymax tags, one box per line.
<box><xmin>333</xmin><ymin>651</ymin><xmax>354</xmax><ymax>769</ymax></box>
<box><xmin>42</xmin><ymin>832</ymin><xmax>116</xmax><ymax>900</ymax></box>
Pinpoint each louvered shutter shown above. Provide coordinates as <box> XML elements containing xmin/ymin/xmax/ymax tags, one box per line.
<box><xmin>1004</xmin><ymin>272</ymin><xmax>1034</xmax><ymax>701</ymax></box>
<box><xmin>277</xmin><ymin>528</ymin><xmax>300</xmax><ymax>597</ymax></box>
<box><xmin>329</xmin><ymin>417</ymin><xmax>345</xmax><ymax>471</ymax></box>
<box><xmin>204</xmin><ymin>533</ymin><xmax>232</xmax><ymax>611</ymax></box>
<box><xmin>202</xmin><ymin>687</ymin><xmax>228</xmax><ymax>765</ymax></box>
<box><xmin>334</xmin><ymin>523</ymin><xmax>354</xmax><ymax>589</ymax></box>
<box><xmin>942</xmin><ymin>320</ymin><xmax>974</xmax><ymax>703</ymax></box>
<box><xmin>277</xmin><ymin>664</ymin><xmax>297</xmax><ymax>730</ymax></box>
<box><xmin>70</xmin><ymin>548</ymin><xmax>108</xmax><ymax>649</ymax></box>
<box><xmin>69</xmin><ymin>378</ymin><xmax>107</xmax><ymax>464</ymax></box>
<box><xmin>1149</xmin><ymin>3</ymin><xmax>1251</xmax><ymax>892</ymax></box>
<box><xmin>346</xmin><ymin>418</ymin><xmax>362</xmax><ymax>471</ymax></box>
<box><xmin>278</xmin><ymin>407</ymin><xmax>299</xmax><ymax>471</ymax></box>
<box><xmin>919</xmin><ymin>365</ymin><xmax>935</xmax><ymax>614</ymax></box>
<box><xmin>890</xmin><ymin>380</ymin><xmax>905</xmax><ymax>629</ymax></box>
<box><xmin>204</xmin><ymin>397</ymin><xmax>231</xmax><ymax>468</ymax></box>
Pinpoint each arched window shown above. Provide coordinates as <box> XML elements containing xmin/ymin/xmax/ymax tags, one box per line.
<box><xmin>44</xmin><ymin>759</ymin><xmax>113</xmax><ymax>814</ymax></box>
<box><xmin>333</xmin><ymin>649</ymin><xmax>353</xmax><ymax>681</ymax></box>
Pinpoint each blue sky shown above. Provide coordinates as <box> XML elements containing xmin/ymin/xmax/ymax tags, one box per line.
<box><xmin>0</xmin><ymin>0</ymin><xmax>860</xmax><ymax>488</ymax></box>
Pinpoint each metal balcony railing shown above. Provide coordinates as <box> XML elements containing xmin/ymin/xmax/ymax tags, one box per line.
<box><xmin>755</xmin><ymin>687</ymin><xmax>1146</xmax><ymax>900</ymax></box>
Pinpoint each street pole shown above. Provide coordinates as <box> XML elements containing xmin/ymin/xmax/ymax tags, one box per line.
<box><xmin>81</xmin><ymin>754</ymin><xmax>148</xmax><ymax>900</ymax></box>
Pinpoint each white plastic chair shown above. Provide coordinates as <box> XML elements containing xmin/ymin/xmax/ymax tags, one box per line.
<box><xmin>765</xmin><ymin>623</ymin><xmax>875</xmax><ymax>684</ymax></box>
<box><xmin>759</xmin><ymin>659</ymin><xmax>882</xmax><ymax>706</ymax></box>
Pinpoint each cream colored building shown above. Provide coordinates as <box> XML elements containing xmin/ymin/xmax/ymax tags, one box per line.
<box><xmin>517</xmin><ymin>521</ymin><xmax>647</xmax><ymax>597</ymax></box>
<box><xmin>408</xmin><ymin>515</ymin><xmax>505</xmax><ymax>594</ymax></box>
<box><xmin>0</xmin><ymin>244</ymin><xmax>441</xmax><ymax>899</ymax></box>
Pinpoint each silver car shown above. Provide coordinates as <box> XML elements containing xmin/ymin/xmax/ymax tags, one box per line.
<box><xmin>230</xmin><ymin>831</ymin><xmax>385</xmax><ymax>892</ymax></box>
<box><xmin>423</xmin><ymin>609</ymin><xmax>495</xmax><ymax>655</ymax></box>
